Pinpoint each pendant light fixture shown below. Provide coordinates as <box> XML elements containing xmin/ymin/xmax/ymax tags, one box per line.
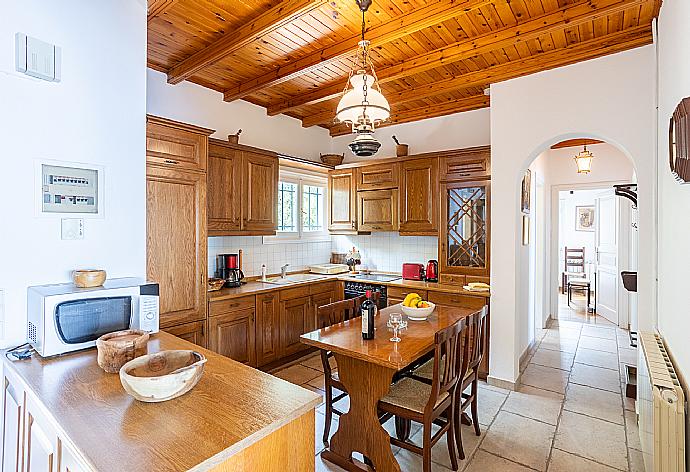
<box><xmin>574</xmin><ymin>141</ymin><xmax>595</xmax><ymax>174</ymax></box>
<box><xmin>335</xmin><ymin>0</ymin><xmax>390</xmax><ymax>157</ymax></box>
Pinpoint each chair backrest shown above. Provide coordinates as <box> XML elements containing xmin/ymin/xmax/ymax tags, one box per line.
<box><xmin>316</xmin><ymin>296</ymin><xmax>365</xmax><ymax>329</ymax></box>
<box><xmin>462</xmin><ymin>305</ymin><xmax>489</xmax><ymax>376</ymax></box>
<box><xmin>564</xmin><ymin>247</ymin><xmax>585</xmax><ymax>273</ymax></box>
<box><xmin>427</xmin><ymin>318</ymin><xmax>467</xmax><ymax>415</ymax></box>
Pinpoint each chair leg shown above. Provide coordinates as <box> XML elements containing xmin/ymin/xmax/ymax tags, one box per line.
<box><xmin>323</xmin><ymin>384</ymin><xmax>333</xmax><ymax>447</ymax></box>
<box><xmin>454</xmin><ymin>401</ymin><xmax>465</xmax><ymax>461</ymax></box>
<box><xmin>423</xmin><ymin>421</ymin><xmax>433</xmax><ymax>472</ymax></box>
<box><xmin>394</xmin><ymin>416</ymin><xmax>411</xmax><ymax>441</ymax></box>
<box><xmin>471</xmin><ymin>376</ymin><xmax>481</xmax><ymax>436</ymax></box>
<box><xmin>447</xmin><ymin>401</ymin><xmax>459</xmax><ymax>471</ymax></box>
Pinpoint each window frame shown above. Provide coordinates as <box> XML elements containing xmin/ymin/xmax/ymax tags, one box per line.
<box><xmin>263</xmin><ymin>169</ymin><xmax>329</xmax><ymax>244</ymax></box>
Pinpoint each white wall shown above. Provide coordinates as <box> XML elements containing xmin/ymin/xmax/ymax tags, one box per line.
<box><xmin>147</xmin><ymin>69</ymin><xmax>332</xmax><ymax>162</ymax></box>
<box><xmin>489</xmin><ymin>46</ymin><xmax>656</xmax><ymax>385</ymax></box>
<box><xmin>330</xmin><ymin>108</ymin><xmax>491</xmax><ymax>163</ymax></box>
<box><xmin>656</xmin><ymin>0</ymin><xmax>690</xmax><ymax>380</ymax></box>
<box><xmin>0</xmin><ymin>0</ymin><xmax>147</xmax><ymax>348</ymax></box>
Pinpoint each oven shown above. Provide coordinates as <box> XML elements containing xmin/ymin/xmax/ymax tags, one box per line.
<box><xmin>344</xmin><ymin>281</ymin><xmax>387</xmax><ymax>309</ymax></box>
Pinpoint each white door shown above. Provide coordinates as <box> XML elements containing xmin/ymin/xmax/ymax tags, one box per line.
<box><xmin>595</xmin><ymin>192</ymin><xmax>619</xmax><ymax>324</ymax></box>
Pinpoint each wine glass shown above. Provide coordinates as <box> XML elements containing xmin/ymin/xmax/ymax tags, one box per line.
<box><xmin>389</xmin><ymin>313</ymin><xmax>403</xmax><ymax>342</ymax></box>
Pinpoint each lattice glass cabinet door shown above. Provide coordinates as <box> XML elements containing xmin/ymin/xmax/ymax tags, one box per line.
<box><xmin>443</xmin><ymin>183</ymin><xmax>489</xmax><ymax>275</ymax></box>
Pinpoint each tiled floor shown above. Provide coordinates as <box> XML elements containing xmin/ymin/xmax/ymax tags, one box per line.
<box><xmin>272</xmin><ymin>293</ymin><xmax>641</xmax><ymax>471</ymax></box>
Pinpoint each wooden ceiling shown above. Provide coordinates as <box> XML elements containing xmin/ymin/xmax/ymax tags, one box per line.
<box><xmin>147</xmin><ymin>0</ymin><xmax>661</xmax><ymax>136</ymax></box>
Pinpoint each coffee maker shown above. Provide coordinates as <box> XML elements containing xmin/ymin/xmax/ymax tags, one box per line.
<box><xmin>215</xmin><ymin>253</ymin><xmax>245</xmax><ymax>288</ymax></box>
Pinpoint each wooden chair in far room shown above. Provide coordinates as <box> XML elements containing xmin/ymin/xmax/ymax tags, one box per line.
<box><xmin>561</xmin><ymin>247</ymin><xmax>586</xmax><ymax>294</ymax></box>
<box><xmin>408</xmin><ymin>306</ymin><xmax>489</xmax><ymax>460</ymax></box>
<box><xmin>378</xmin><ymin>318</ymin><xmax>468</xmax><ymax>472</ymax></box>
<box><xmin>315</xmin><ymin>296</ymin><xmax>364</xmax><ymax>447</ymax></box>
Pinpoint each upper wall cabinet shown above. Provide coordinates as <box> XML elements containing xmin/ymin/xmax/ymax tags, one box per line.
<box><xmin>146</xmin><ymin>115</ymin><xmax>214</xmax><ymax>173</ymax></box>
<box><xmin>328</xmin><ymin>169</ymin><xmax>358</xmax><ymax>233</ymax></box>
<box><xmin>440</xmin><ymin>146</ymin><xmax>491</xmax><ymax>182</ymax></box>
<box><xmin>356</xmin><ymin>163</ymin><xmax>399</xmax><ymax>190</ymax></box>
<box><xmin>358</xmin><ymin>189</ymin><xmax>399</xmax><ymax>232</ymax></box>
<box><xmin>399</xmin><ymin>158</ymin><xmax>439</xmax><ymax>235</ymax></box>
<box><xmin>207</xmin><ymin>139</ymin><xmax>278</xmax><ymax>236</ymax></box>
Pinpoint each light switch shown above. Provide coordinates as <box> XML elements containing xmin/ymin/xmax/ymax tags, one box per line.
<box><xmin>61</xmin><ymin>218</ymin><xmax>84</xmax><ymax>240</ymax></box>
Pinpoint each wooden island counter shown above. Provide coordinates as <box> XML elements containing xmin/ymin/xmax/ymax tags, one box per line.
<box><xmin>1</xmin><ymin>332</ymin><xmax>321</xmax><ymax>472</ymax></box>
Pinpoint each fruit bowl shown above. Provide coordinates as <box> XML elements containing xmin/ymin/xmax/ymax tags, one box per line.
<box><xmin>401</xmin><ymin>302</ymin><xmax>436</xmax><ymax>321</ymax></box>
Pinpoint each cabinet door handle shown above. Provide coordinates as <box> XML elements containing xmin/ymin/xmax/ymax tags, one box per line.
<box><xmin>164</xmin><ymin>159</ymin><xmax>179</xmax><ymax>165</ymax></box>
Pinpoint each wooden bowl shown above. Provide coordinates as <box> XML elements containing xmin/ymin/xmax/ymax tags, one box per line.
<box><xmin>119</xmin><ymin>350</ymin><xmax>207</xmax><ymax>402</ymax></box>
<box><xmin>207</xmin><ymin>277</ymin><xmax>225</xmax><ymax>292</ymax></box>
<box><xmin>73</xmin><ymin>269</ymin><xmax>107</xmax><ymax>288</ymax></box>
<box><xmin>320</xmin><ymin>153</ymin><xmax>344</xmax><ymax>166</ymax></box>
<box><xmin>96</xmin><ymin>330</ymin><xmax>149</xmax><ymax>373</ymax></box>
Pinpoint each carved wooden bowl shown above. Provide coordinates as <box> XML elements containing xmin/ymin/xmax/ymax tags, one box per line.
<box><xmin>207</xmin><ymin>277</ymin><xmax>226</xmax><ymax>292</ymax></box>
<box><xmin>120</xmin><ymin>350</ymin><xmax>207</xmax><ymax>402</ymax></box>
<box><xmin>73</xmin><ymin>269</ymin><xmax>107</xmax><ymax>288</ymax></box>
<box><xmin>96</xmin><ymin>329</ymin><xmax>149</xmax><ymax>373</ymax></box>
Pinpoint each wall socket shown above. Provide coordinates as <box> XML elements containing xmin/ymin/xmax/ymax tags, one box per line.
<box><xmin>61</xmin><ymin>218</ymin><xmax>84</xmax><ymax>240</ymax></box>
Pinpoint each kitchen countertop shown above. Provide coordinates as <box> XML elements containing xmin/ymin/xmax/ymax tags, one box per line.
<box><xmin>4</xmin><ymin>332</ymin><xmax>321</xmax><ymax>472</ymax></box>
<box><xmin>208</xmin><ymin>272</ymin><xmax>490</xmax><ymax>302</ymax></box>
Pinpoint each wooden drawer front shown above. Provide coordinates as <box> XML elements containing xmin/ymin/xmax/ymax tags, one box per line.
<box><xmin>164</xmin><ymin>320</ymin><xmax>207</xmax><ymax>348</ymax></box>
<box><xmin>428</xmin><ymin>291</ymin><xmax>486</xmax><ymax>309</ymax></box>
<box><xmin>388</xmin><ymin>286</ymin><xmax>428</xmax><ymax>300</ymax></box>
<box><xmin>441</xmin><ymin>155</ymin><xmax>490</xmax><ymax>182</ymax></box>
<box><xmin>356</xmin><ymin>163</ymin><xmax>399</xmax><ymax>190</ymax></box>
<box><xmin>146</xmin><ymin>122</ymin><xmax>208</xmax><ymax>172</ymax></box>
<box><xmin>439</xmin><ymin>274</ymin><xmax>466</xmax><ymax>286</ymax></box>
<box><xmin>209</xmin><ymin>295</ymin><xmax>255</xmax><ymax>316</ymax></box>
<box><xmin>388</xmin><ymin>297</ymin><xmax>403</xmax><ymax>307</ymax></box>
<box><xmin>280</xmin><ymin>285</ymin><xmax>311</xmax><ymax>301</ymax></box>
<box><xmin>208</xmin><ymin>308</ymin><xmax>256</xmax><ymax>366</ymax></box>
<box><xmin>310</xmin><ymin>281</ymin><xmax>337</xmax><ymax>295</ymax></box>
<box><xmin>357</xmin><ymin>189</ymin><xmax>399</xmax><ymax>231</ymax></box>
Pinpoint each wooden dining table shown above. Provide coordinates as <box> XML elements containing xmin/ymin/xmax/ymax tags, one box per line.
<box><xmin>300</xmin><ymin>303</ymin><xmax>480</xmax><ymax>472</ymax></box>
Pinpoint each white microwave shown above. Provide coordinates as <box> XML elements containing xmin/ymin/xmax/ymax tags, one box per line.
<box><xmin>27</xmin><ymin>277</ymin><xmax>159</xmax><ymax>357</ymax></box>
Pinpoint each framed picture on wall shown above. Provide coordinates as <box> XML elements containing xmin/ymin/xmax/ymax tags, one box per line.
<box><xmin>521</xmin><ymin>169</ymin><xmax>531</xmax><ymax>214</ymax></box>
<box><xmin>576</xmin><ymin>205</ymin><xmax>595</xmax><ymax>232</ymax></box>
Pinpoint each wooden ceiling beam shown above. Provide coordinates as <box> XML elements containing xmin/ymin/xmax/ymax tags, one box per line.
<box><xmin>148</xmin><ymin>0</ymin><xmax>178</xmax><ymax>22</ymax></box>
<box><xmin>269</xmin><ymin>0</ymin><xmax>651</xmax><ymax>116</ymax></box>
<box><xmin>166</xmin><ymin>0</ymin><xmax>328</xmax><ymax>85</ymax></box>
<box><xmin>551</xmin><ymin>139</ymin><xmax>606</xmax><ymax>149</ymax></box>
<box><xmin>329</xmin><ymin>95</ymin><xmax>491</xmax><ymax>137</ymax></box>
<box><xmin>222</xmin><ymin>0</ymin><xmax>496</xmax><ymax>102</ymax></box>
<box><xmin>300</xmin><ymin>26</ymin><xmax>651</xmax><ymax>128</ymax></box>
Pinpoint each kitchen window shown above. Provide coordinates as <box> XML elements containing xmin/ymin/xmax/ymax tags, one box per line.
<box><xmin>265</xmin><ymin>170</ymin><xmax>328</xmax><ymax>243</ymax></box>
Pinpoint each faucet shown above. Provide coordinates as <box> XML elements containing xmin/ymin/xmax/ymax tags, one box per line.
<box><xmin>281</xmin><ymin>264</ymin><xmax>289</xmax><ymax>278</ymax></box>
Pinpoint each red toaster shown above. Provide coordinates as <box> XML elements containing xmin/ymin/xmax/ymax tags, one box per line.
<box><xmin>402</xmin><ymin>263</ymin><xmax>425</xmax><ymax>281</ymax></box>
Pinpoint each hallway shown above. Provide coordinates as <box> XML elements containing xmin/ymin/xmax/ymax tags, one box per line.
<box><xmin>289</xmin><ymin>302</ymin><xmax>642</xmax><ymax>471</ymax></box>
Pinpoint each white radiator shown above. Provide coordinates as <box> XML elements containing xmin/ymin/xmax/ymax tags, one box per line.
<box><xmin>638</xmin><ymin>332</ymin><xmax>686</xmax><ymax>472</ymax></box>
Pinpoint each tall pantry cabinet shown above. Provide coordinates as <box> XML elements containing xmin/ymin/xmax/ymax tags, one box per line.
<box><xmin>146</xmin><ymin>115</ymin><xmax>214</xmax><ymax>346</ymax></box>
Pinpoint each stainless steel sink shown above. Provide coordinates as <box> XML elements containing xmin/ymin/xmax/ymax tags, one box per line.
<box><xmin>263</xmin><ymin>273</ymin><xmax>329</xmax><ymax>285</ymax></box>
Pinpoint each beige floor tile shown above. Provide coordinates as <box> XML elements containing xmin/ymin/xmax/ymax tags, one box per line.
<box><xmin>570</xmin><ymin>363</ymin><xmax>621</xmax><ymax>393</ymax></box>
<box><xmin>618</xmin><ymin>347</ymin><xmax>638</xmax><ymax>365</ymax></box>
<box><xmin>554</xmin><ymin>411</ymin><xmax>628</xmax><ymax>470</ymax></box>
<box><xmin>481</xmin><ymin>411</ymin><xmax>556</xmax><ymax>471</ymax></box>
<box><xmin>405</xmin><ymin>422</ymin><xmax>483</xmax><ymax>470</ymax></box>
<box><xmin>548</xmin><ymin>448</ymin><xmax>620</xmax><ymax>472</ymax></box>
<box><xmin>393</xmin><ymin>447</ymin><xmax>454</xmax><ymax>472</ymax></box>
<box><xmin>563</xmin><ymin>384</ymin><xmax>624</xmax><ymax>425</ymax></box>
<box><xmin>581</xmin><ymin>325</ymin><xmax>617</xmax><ymax>340</ymax></box>
<box><xmin>540</xmin><ymin>336</ymin><xmax>579</xmax><ymax>354</ymax></box>
<box><xmin>466</xmin><ymin>450</ymin><xmax>535</xmax><ymax>472</ymax></box>
<box><xmin>479</xmin><ymin>381</ymin><xmax>511</xmax><ymax>395</ymax></box>
<box><xmin>300</xmin><ymin>353</ymin><xmax>332</xmax><ymax>372</ymax></box>
<box><xmin>546</xmin><ymin>327</ymin><xmax>582</xmax><ymax>340</ymax></box>
<box><xmin>624</xmin><ymin>395</ymin><xmax>636</xmax><ymax>412</ymax></box>
<box><xmin>530</xmin><ymin>348</ymin><xmax>575</xmax><ymax>371</ymax></box>
<box><xmin>476</xmin><ymin>385</ymin><xmax>508</xmax><ymax>426</ymax></box>
<box><xmin>574</xmin><ymin>348</ymin><xmax>619</xmax><ymax>370</ymax></box>
<box><xmin>502</xmin><ymin>385</ymin><xmax>564</xmax><ymax>425</ymax></box>
<box><xmin>625</xmin><ymin>410</ymin><xmax>642</xmax><ymax>451</ymax></box>
<box><xmin>273</xmin><ymin>364</ymin><xmax>323</xmax><ymax>385</ymax></box>
<box><xmin>578</xmin><ymin>336</ymin><xmax>618</xmax><ymax>353</ymax></box>
<box><xmin>521</xmin><ymin>364</ymin><xmax>570</xmax><ymax>394</ymax></box>
<box><xmin>629</xmin><ymin>448</ymin><xmax>645</xmax><ymax>472</ymax></box>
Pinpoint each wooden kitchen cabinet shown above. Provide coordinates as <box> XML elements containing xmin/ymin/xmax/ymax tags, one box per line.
<box><xmin>357</xmin><ymin>189</ymin><xmax>399</xmax><ymax>232</ymax></box>
<box><xmin>256</xmin><ymin>292</ymin><xmax>281</xmax><ymax>366</ymax></box>
<box><xmin>242</xmin><ymin>150</ymin><xmax>278</xmax><ymax>234</ymax></box>
<box><xmin>146</xmin><ymin>165</ymin><xmax>208</xmax><ymax>328</ymax></box>
<box><xmin>207</xmin><ymin>140</ymin><xmax>242</xmax><ymax>235</ymax></box>
<box><xmin>280</xmin><ymin>287</ymin><xmax>313</xmax><ymax>358</ymax></box>
<box><xmin>399</xmin><ymin>158</ymin><xmax>439</xmax><ymax>235</ymax></box>
<box><xmin>439</xmin><ymin>146</ymin><xmax>491</xmax><ymax>182</ymax></box>
<box><xmin>163</xmin><ymin>320</ymin><xmax>207</xmax><ymax>348</ymax></box>
<box><xmin>208</xmin><ymin>309</ymin><xmax>256</xmax><ymax>367</ymax></box>
<box><xmin>146</xmin><ymin>115</ymin><xmax>214</xmax><ymax>173</ymax></box>
<box><xmin>328</xmin><ymin>169</ymin><xmax>358</xmax><ymax>232</ymax></box>
<box><xmin>355</xmin><ymin>162</ymin><xmax>399</xmax><ymax>190</ymax></box>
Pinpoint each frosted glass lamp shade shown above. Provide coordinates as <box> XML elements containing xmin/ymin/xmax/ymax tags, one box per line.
<box><xmin>336</xmin><ymin>73</ymin><xmax>390</xmax><ymax>124</ymax></box>
<box><xmin>574</xmin><ymin>148</ymin><xmax>594</xmax><ymax>174</ymax></box>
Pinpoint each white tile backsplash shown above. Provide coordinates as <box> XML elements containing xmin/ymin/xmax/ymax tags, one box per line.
<box><xmin>208</xmin><ymin>236</ymin><xmax>332</xmax><ymax>277</ymax></box>
<box><xmin>331</xmin><ymin>232</ymin><xmax>438</xmax><ymax>273</ymax></box>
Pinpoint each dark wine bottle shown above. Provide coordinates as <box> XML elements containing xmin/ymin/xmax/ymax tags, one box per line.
<box><xmin>361</xmin><ymin>290</ymin><xmax>376</xmax><ymax>340</ymax></box>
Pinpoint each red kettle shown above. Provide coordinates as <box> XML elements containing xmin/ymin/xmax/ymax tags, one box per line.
<box><xmin>425</xmin><ymin>260</ymin><xmax>438</xmax><ymax>282</ymax></box>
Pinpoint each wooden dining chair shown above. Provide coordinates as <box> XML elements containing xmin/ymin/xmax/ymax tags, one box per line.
<box><xmin>562</xmin><ymin>247</ymin><xmax>586</xmax><ymax>294</ymax></box>
<box><xmin>408</xmin><ymin>306</ymin><xmax>488</xmax><ymax>460</ymax></box>
<box><xmin>316</xmin><ymin>296</ymin><xmax>365</xmax><ymax>447</ymax></box>
<box><xmin>378</xmin><ymin>318</ymin><xmax>467</xmax><ymax>472</ymax></box>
